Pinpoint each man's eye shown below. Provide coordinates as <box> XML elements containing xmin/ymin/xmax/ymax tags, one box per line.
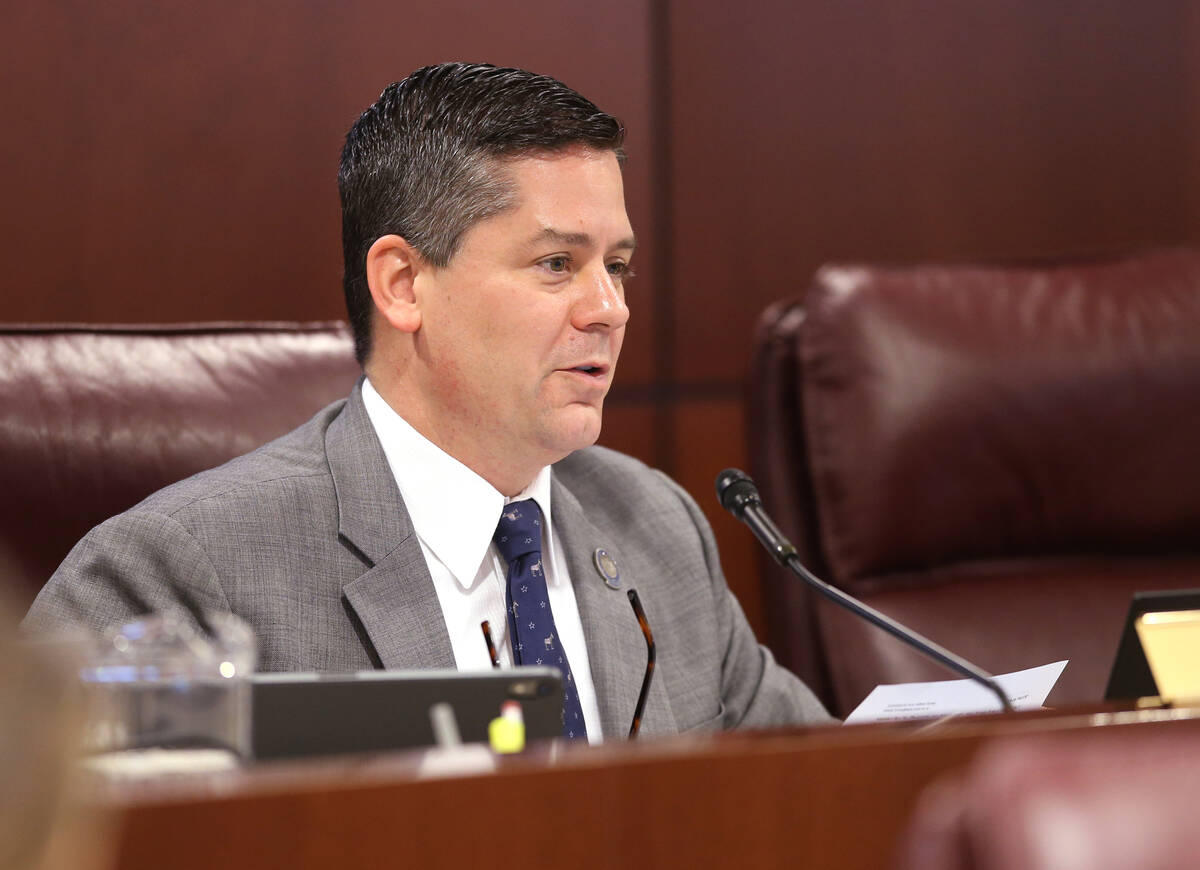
<box><xmin>607</xmin><ymin>261</ymin><xmax>635</xmax><ymax>280</ymax></box>
<box><xmin>542</xmin><ymin>256</ymin><xmax>570</xmax><ymax>273</ymax></box>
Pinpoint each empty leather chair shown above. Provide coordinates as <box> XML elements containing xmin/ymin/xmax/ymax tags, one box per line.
<box><xmin>0</xmin><ymin>323</ymin><xmax>359</xmax><ymax>607</ymax></box>
<box><xmin>750</xmin><ymin>250</ymin><xmax>1200</xmax><ymax>716</ymax></box>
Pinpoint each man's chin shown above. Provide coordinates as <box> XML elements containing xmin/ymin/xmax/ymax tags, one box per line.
<box><xmin>541</xmin><ymin>407</ymin><xmax>604</xmax><ymax>457</ymax></box>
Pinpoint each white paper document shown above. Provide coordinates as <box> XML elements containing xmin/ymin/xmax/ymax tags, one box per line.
<box><xmin>843</xmin><ymin>660</ymin><xmax>1068</xmax><ymax>725</ymax></box>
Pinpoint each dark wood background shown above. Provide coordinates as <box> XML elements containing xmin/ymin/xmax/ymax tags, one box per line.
<box><xmin>5</xmin><ymin>0</ymin><xmax>1200</xmax><ymax>637</ymax></box>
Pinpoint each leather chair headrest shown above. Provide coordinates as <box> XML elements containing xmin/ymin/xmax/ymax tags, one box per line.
<box><xmin>0</xmin><ymin>323</ymin><xmax>359</xmax><ymax>604</ymax></box>
<box><xmin>799</xmin><ymin>250</ymin><xmax>1200</xmax><ymax>587</ymax></box>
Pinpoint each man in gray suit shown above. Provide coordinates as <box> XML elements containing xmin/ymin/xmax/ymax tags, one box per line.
<box><xmin>27</xmin><ymin>63</ymin><xmax>829</xmax><ymax>738</ymax></box>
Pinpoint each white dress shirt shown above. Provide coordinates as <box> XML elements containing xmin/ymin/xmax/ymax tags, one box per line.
<box><xmin>361</xmin><ymin>378</ymin><xmax>603</xmax><ymax>742</ymax></box>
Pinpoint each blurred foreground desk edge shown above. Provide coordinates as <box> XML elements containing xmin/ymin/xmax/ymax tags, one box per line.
<box><xmin>101</xmin><ymin>705</ymin><xmax>1200</xmax><ymax>870</ymax></box>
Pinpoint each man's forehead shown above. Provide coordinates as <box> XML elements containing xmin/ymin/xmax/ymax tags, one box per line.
<box><xmin>483</xmin><ymin>150</ymin><xmax>634</xmax><ymax>248</ymax></box>
<box><xmin>525</xmin><ymin>226</ymin><xmax>638</xmax><ymax>252</ymax></box>
<box><xmin>498</xmin><ymin>146</ymin><xmax>622</xmax><ymax>189</ymax></box>
<box><xmin>499</xmin><ymin>143</ymin><xmax>618</xmax><ymax>168</ymax></box>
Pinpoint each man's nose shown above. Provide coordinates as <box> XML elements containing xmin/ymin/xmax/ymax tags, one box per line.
<box><xmin>573</xmin><ymin>264</ymin><xmax>631</xmax><ymax>331</ymax></box>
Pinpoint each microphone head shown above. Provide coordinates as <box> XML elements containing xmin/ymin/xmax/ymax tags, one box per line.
<box><xmin>715</xmin><ymin>468</ymin><xmax>760</xmax><ymax>518</ymax></box>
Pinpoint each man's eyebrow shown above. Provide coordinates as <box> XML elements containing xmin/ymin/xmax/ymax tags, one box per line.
<box><xmin>528</xmin><ymin>227</ymin><xmax>638</xmax><ymax>252</ymax></box>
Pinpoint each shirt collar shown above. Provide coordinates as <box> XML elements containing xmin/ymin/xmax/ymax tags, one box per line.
<box><xmin>361</xmin><ymin>377</ymin><xmax>554</xmax><ymax>587</ymax></box>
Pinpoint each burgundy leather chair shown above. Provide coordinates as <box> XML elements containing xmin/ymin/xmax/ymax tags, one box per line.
<box><xmin>0</xmin><ymin>323</ymin><xmax>359</xmax><ymax>608</ymax></box>
<box><xmin>750</xmin><ymin>250</ymin><xmax>1200</xmax><ymax>716</ymax></box>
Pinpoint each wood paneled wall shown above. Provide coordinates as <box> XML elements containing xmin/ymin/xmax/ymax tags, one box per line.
<box><xmin>5</xmin><ymin>0</ymin><xmax>1200</xmax><ymax>637</ymax></box>
<box><xmin>662</xmin><ymin>0</ymin><xmax>1200</xmax><ymax>636</ymax></box>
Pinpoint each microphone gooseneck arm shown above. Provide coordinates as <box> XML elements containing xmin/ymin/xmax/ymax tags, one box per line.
<box><xmin>715</xmin><ymin>469</ymin><xmax>1013</xmax><ymax>714</ymax></box>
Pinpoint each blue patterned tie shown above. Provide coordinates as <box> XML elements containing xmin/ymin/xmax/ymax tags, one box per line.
<box><xmin>494</xmin><ymin>499</ymin><xmax>587</xmax><ymax>741</ymax></box>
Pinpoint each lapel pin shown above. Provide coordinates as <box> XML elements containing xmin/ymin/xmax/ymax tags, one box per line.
<box><xmin>592</xmin><ymin>548</ymin><xmax>621</xmax><ymax>589</ymax></box>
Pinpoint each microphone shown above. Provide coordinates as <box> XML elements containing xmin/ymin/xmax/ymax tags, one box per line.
<box><xmin>715</xmin><ymin>468</ymin><xmax>1013</xmax><ymax>714</ymax></box>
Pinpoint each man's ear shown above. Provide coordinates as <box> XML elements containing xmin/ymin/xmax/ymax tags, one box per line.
<box><xmin>365</xmin><ymin>234</ymin><xmax>424</xmax><ymax>334</ymax></box>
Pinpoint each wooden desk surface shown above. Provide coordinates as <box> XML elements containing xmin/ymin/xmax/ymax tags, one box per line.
<box><xmin>96</xmin><ymin>705</ymin><xmax>1200</xmax><ymax>870</ymax></box>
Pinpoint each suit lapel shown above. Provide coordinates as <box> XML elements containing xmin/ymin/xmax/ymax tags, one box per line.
<box><xmin>327</xmin><ymin>383</ymin><xmax>455</xmax><ymax>670</ymax></box>
<box><xmin>553</xmin><ymin>475</ymin><xmax>677</xmax><ymax>738</ymax></box>
<box><xmin>321</xmin><ymin>386</ymin><xmax>674</xmax><ymax>731</ymax></box>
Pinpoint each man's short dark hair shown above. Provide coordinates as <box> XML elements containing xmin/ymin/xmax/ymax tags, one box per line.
<box><xmin>338</xmin><ymin>62</ymin><xmax>626</xmax><ymax>365</ymax></box>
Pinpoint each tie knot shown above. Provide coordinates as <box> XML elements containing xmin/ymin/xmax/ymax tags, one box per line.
<box><xmin>493</xmin><ymin>499</ymin><xmax>543</xmax><ymax>562</ymax></box>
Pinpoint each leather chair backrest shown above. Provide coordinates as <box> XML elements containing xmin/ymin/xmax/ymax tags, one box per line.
<box><xmin>0</xmin><ymin>323</ymin><xmax>359</xmax><ymax>606</ymax></box>
<box><xmin>751</xmin><ymin>250</ymin><xmax>1200</xmax><ymax>713</ymax></box>
<box><xmin>799</xmin><ymin>251</ymin><xmax>1200</xmax><ymax>591</ymax></box>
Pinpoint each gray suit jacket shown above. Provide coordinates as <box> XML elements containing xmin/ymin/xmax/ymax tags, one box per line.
<box><xmin>26</xmin><ymin>385</ymin><xmax>830</xmax><ymax>737</ymax></box>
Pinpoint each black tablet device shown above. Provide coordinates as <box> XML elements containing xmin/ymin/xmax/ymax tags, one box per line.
<box><xmin>250</xmin><ymin>667</ymin><xmax>563</xmax><ymax>760</ymax></box>
<box><xmin>1105</xmin><ymin>589</ymin><xmax>1200</xmax><ymax>701</ymax></box>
